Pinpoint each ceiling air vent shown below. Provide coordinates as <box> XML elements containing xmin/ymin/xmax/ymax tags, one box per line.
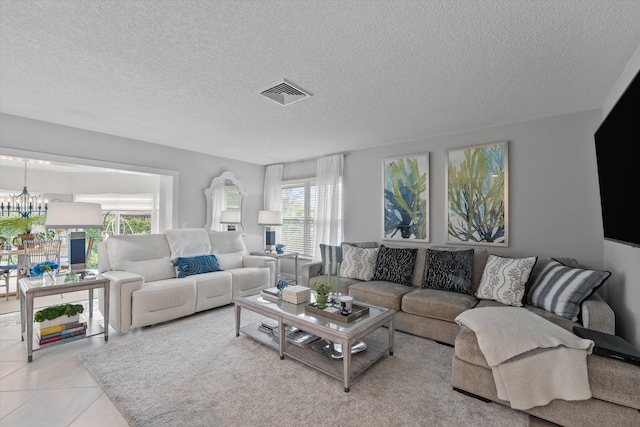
<box><xmin>258</xmin><ymin>79</ymin><xmax>312</xmax><ymax>106</ymax></box>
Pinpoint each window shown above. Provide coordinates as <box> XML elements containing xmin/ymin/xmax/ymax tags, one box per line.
<box><xmin>281</xmin><ymin>179</ymin><xmax>316</xmax><ymax>257</ymax></box>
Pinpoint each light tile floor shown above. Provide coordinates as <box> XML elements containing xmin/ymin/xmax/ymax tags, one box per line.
<box><xmin>0</xmin><ymin>299</ymin><xmax>130</xmax><ymax>427</ymax></box>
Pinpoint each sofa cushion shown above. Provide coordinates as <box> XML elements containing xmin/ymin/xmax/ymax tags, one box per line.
<box><xmin>340</xmin><ymin>243</ymin><xmax>379</xmax><ymax>281</ymax></box>
<box><xmin>319</xmin><ymin>244</ymin><xmax>342</xmax><ymax>275</ymax></box>
<box><xmin>423</xmin><ymin>248</ymin><xmax>474</xmax><ymax>295</ymax></box>
<box><xmin>214</xmin><ymin>251</ymin><xmax>245</xmax><ymax>270</ymax></box>
<box><xmin>402</xmin><ymin>288</ymin><xmax>478</xmax><ymax>322</ymax></box>
<box><xmin>111</xmin><ymin>257</ymin><xmax>176</xmax><ymax>282</ymax></box>
<box><xmin>348</xmin><ymin>281</ymin><xmax>413</xmax><ymax>311</ymax></box>
<box><xmin>527</xmin><ymin>258</ymin><xmax>611</xmax><ymax>321</ymax></box>
<box><xmin>173</xmin><ymin>255</ymin><xmax>222</xmax><ymax>278</ymax></box>
<box><xmin>371</xmin><ymin>245</ymin><xmax>418</xmax><ymax>286</ymax></box>
<box><xmin>475</xmin><ymin>255</ymin><xmax>537</xmax><ymax>307</ymax></box>
<box><xmin>165</xmin><ymin>228</ymin><xmax>212</xmax><ymax>260</ymax></box>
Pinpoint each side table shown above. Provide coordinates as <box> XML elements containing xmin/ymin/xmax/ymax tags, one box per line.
<box><xmin>250</xmin><ymin>251</ymin><xmax>299</xmax><ymax>285</ymax></box>
<box><xmin>19</xmin><ymin>275</ymin><xmax>110</xmax><ymax>362</ymax></box>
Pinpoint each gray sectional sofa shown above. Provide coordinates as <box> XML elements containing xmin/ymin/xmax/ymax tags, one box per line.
<box><xmin>97</xmin><ymin>229</ymin><xmax>275</xmax><ymax>333</ymax></box>
<box><xmin>301</xmin><ymin>243</ymin><xmax>640</xmax><ymax>426</ymax></box>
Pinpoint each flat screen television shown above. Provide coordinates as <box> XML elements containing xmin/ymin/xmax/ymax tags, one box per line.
<box><xmin>594</xmin><ymin>69</ymin><xmax>640</xmax><ymax>248</ymax></box>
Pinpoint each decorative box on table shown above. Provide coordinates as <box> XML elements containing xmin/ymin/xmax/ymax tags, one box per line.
<box><xmin>282</xmin><ymin>285</ymin><xmax>310</xmax><ymax>304</ymax></box>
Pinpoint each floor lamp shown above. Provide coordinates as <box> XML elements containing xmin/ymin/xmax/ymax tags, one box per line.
<box><xmin>258</xmin><ymin>210</ymin><xmax>282</xmax><ymax>253</ymax></box>
<box><xmin>45</xmin><ymin>202</ymin><xmax>104</xmax><ymax>274</ymax></box>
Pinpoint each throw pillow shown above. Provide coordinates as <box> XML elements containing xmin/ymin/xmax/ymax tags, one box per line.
<box><xmin>371</xmin><ymin>245</ymin><xmax>418</xmax><ymax>286</ymax></box>
<box><xmin>319</xmin><ymin>244</ymin><xmax>342</xmax><ymax>275</ymax></box>
<box><xmin>475</xmin><ymin>255</ymin><xmax>538</xmax><ymax>307</ymax></box>
<box><xmin>423</xmin><ymin>248</ymin><xmax>474</xmax><ymax>295</ymax></box>
<box><xmin>340</xmin><ymin>243</ymin><xmax>379</xmax><ymax>281</ymax></box>
<box><xmin>173</xmin><ymin>255</ymin><xmax>222</xmax><ymax>278</ymax></box>
<box><xmin>527</xmin><ymin>258</ymin><xmax>611</xmax><ymax>321</ymax></box>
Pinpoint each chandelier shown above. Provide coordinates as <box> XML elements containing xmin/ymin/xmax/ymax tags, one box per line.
<box><xmin>0</xmin><ymin>162</ymin><xmax>48</xmax><ymax>217</ymax></box>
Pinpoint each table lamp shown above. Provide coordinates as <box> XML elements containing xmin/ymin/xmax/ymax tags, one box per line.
<box><xmin>258</xmin><ymin>210</ymin><xmax>282</xmax><ymax>253</ymax></box>
<box><xmin>220</xmin><ymin>210</ymin><xmax>240</xmax><ymax>231</ymax></box>
<box><xmin>45</xmin><ymin>202</ymin><xmax>104</xmax><ymax>272</ymax></box>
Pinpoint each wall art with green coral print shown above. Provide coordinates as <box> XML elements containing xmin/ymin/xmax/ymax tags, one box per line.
<box><xmin>383</xmin><ymin>154</ymin><xmax>429</xmax><ymax>242</ymax></box>
<box><xmin>446</xmin><ymin>141</ymin><xmax>508</xmax><ymax>246</ymax></box>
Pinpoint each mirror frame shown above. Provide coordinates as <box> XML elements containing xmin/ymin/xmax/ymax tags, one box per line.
<box><xmin>204</xmin><ymin>171</ymin><xmax>247</xmax><ymax>231</ymax></box>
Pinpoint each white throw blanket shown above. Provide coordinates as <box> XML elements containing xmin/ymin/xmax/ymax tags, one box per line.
<box><xmin>455</xmin><ymin>307</ymin><xmax>594</xmax><ymax>410</ymax></box>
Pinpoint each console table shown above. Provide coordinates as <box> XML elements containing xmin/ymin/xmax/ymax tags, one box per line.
<box><xmin>19</xmin><ymin>275</ymin><xmax>110</xmax><ymax>362</ymax></box>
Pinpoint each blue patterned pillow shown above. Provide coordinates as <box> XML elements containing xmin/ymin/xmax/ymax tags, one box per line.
<box><xmin>423</xmin><ymin>249</ymin><xmax>474</xmax><ymax>295</ymax></box>
<box><xmin>173</xmin><ymin>255</ymin><xmax>222</xmax><ymax>278</ymax></box>
<box><xmin>527</xmin><ymin>258</ymin><xmax>610</xmax><ymax>321</ymax></box>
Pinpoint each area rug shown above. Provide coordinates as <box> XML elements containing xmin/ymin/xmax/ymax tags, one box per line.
<box><xmin>79</xmin><ymin>305</ymin><xmax>528</xmax><ymax>427</ymax></box>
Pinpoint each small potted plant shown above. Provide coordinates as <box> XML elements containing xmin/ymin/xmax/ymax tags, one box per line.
<box><xmin>34</xmin><ymin>303</ymin><xmax>84</xmax><ymax>328</ymax></box>
<box><xmin>314</xmin><ymin>281</ymin><xmax>332</xmax><ymax>309</ymax></box>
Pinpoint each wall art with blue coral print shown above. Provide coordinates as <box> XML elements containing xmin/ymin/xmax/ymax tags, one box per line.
<box><xmin>382</xmin><ymin>154</ymin><xmax>429</xmax><ymax>242</ymax></box>
<box><xmin>446</xmin><ymin>140</ymin><xmax>509</xmax><ymax>247</ymax></box>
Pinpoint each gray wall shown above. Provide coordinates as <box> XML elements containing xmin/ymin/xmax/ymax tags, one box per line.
<box><xmin>344</xmin><ymin>110</ymin><xmax>604</xmax><ymax>270</ymax></box>
<box><xmin>600</xmin><ymin>44</ymin><xmax>640</xmax><ymax>347</ymax></box>
<box><xmin>0</xmin><ymin>113</ymin><xmax>266</xmax><ymax>251</ymax></box>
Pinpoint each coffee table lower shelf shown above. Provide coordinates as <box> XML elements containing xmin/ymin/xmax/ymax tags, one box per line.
<box><xmin>240</xmin><ymin>322</ymin><xmax>389</xmax><ymax>386</ymax></box>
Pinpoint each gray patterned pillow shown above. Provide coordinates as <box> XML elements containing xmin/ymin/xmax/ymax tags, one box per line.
<box><xmin>475</xmin><ymin>255</ymin><xmax>537</xmax><ymax>306</ymax></box>
<box><xmin>527</xmin><ymin>258</ymin><xmax>610</xmax><ymax>321</ymax></box>
<box><xmin>371</xmin><ymin>245</ymin><xmax>418</xmax><ymax>285</ymax></box>
<box><xmin>423</xmin><ymin>249</ymin><xmax>474</xmax><ymax>295</ymax></box>
<box><xmin>340</xmin><ymin>243</ymin><xmax>379</xmax><ymax>281</ymax></box>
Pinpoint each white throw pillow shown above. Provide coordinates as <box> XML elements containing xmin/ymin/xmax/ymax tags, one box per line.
<box><xmin>340</xmin><ymin>243</ymin><xmax>379</xmax><ymax>281</ymax></box>
<box><xmin>165</xmin><ymin>228</ymin><xmax>212</xmax><ymax>260</ymax></box>
<box><xmin>476</xmin><ymin>255</ymin><xmax>537</xmax><ymax>307</ymax></box>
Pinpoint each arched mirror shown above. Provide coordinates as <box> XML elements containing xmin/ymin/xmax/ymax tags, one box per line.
<box><xmin>204</xmin><ymin>171</ymin><xmax>247</xmax><ymax>231</ymax></box>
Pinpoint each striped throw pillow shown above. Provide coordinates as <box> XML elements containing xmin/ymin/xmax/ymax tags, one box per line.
<box><xmin>527</xmin><ymin>258</ymin><xmax>610</xmax><ymax>321</ymax></box>
<box><xmin>319</xmin><ymin>244</ymin><xmax>342</xmax><ymax>275</ymax></box>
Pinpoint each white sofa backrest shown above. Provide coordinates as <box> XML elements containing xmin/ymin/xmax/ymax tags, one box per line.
<box><xmin>102</xmin><ymin>234</ymin><xmax>175</xmax><ymax>282</ymax></box>
<box><xmin>208</xmin><ymin>231</ymin><xmax>249</xmax><ymax>269</ymax></box>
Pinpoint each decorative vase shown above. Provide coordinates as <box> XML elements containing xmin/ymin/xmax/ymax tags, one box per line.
<box><xmin>316</xmin><ymin>293</ymin><xmax>328</xmax><ymax>309</ymax></box>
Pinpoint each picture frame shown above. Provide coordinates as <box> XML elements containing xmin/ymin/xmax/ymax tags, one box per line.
<box><xmin>382</xmin><ymin>153</ymin><xmax>429</xmax><ymax>242</ymax></box>
<box><xmin>446</xmin><ymin>141</ymin><xmax>508</xmax><ymax>246</ymax></box>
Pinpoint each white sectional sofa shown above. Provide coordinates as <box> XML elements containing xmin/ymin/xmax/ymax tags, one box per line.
<box><xmin>97</xmin><ymin>229</ymin><xmax>275</xmax><ymax>333</ymax></box>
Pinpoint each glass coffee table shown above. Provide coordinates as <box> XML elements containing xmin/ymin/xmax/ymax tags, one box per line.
<box><xmin>235</xmin><ymin>293</ymin><xmax>394</xmax><ymax>392</ymax></box>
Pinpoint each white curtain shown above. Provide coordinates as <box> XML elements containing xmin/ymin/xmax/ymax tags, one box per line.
<box><xmin>211</xmin><ymin>185</ymin><xmax>224</xmax><ymax>231</ymax></box>
<box><xmin>263</xmin><ymin>164</ymin><xmax>283</xmax><ymax>210</ymax></box>
<box><xmin>314</xmin><ymin>154</ymin><xmax>344</xmax><ymax>261</ymax></box>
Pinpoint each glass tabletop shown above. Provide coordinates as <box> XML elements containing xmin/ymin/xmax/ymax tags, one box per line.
<box><xmin>240</xmin><ymin>292</ymin><xmax>390</xmax><ymax>334</ymax></box>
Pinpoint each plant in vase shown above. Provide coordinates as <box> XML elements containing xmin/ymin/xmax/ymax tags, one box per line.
<box><xmin>31</xmin><ymin>260</ymin><xmax>59</xmax><ymax>283</ymax></box>
<box><xmin>314</xmin><ymin>281</ymin><xmax>332</xmax><ymax>309</ymax></box>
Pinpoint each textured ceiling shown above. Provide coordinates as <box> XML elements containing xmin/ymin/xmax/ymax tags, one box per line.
<box><xmin>1</xmin><ymin>1</ymin><xmax>639</xmax><ymax>166</ymax></box>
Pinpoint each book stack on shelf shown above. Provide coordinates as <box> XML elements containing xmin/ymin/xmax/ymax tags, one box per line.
<box><xmin>260</xmin><ymin>287</ymin><xmax>281</xmax><ymax>301</ymax></box>
<box><xmin>35</xmin><ymin>320</ymin><xmax>87</xmax><ymax>345</ymax></box>
<box><xmin>258</xmin><ymin>318</ymin><xmax>319</xmax><ymax>347</ymax></box>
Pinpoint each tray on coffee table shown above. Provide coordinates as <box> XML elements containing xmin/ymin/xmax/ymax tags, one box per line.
<box><xmin>304</xmin><ymin>302</ymin><xmax>369</xmax><ymax>322</ymax></box>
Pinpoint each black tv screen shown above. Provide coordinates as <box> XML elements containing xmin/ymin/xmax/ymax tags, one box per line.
<box><xmin>594</xmin><ymin>69</ymin><xmax>640</xmax><ymax>248</ymax></box>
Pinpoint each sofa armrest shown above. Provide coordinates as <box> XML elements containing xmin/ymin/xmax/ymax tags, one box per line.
<box><xmin>301</xmin><ymin>261</ymin><xmax>322</xmax><ymax>288</ymax></box>
<box><xmin>581</xmin><ymin>292</ymin><xmax>615</xmax><ymax>334</ymax></box>
<box><xmin>243</xmin><ymin>255</ymin><xmax>276</xmax><ymax>285</ymax></box>
<box><xmin>99</xmin><ymin>270</ymin><xmax>144</xmax><ymax>333</ymax></box>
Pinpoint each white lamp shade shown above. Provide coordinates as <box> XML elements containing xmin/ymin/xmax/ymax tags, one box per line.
<box><xmin>45</xmin><ymin>202</ymin><xmax>104</xmax><ymax>229</ymax></box>
<box><xmin>220</xmin><ymin>210</ymin><xmax>241</xmax><ymax>224</ymax></box>
<box><xmin>258</xmin><ymin>210</ymin><xmax>282</xmax><ymax>225</ymax></box>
